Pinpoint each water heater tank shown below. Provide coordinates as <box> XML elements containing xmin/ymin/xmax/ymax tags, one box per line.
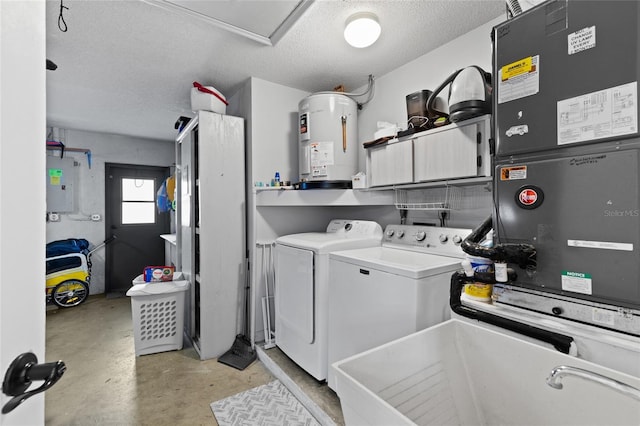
<box><xmin>298</xmin><ymin>93</ymin><xmax>358</xmax><ymax>185</ymax></box>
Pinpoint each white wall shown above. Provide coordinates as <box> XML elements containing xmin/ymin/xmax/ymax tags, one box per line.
<box><xmin>1</xmin><ymin>1</ymin><xmax>46</xmax><ymax>424</ymax></box>
<box><xmin>233</xmin><ymin>16</ymin><xmax>506</xmax><ymax>193</ymax></box>
<box><xmin>228</xmin><ymin>16</ymin><xmax>507</xmax><ymax>345</ymax></box>
<box><xmin>228</xmin><ymin>77</ymin><xmax>311</xmax><ymax>343</ymax></box>
<box><xmin>45</xmin><ymin>129</ymin><xmax>175</xmax><ymax>294</ymax></box>
<box><xmin>249</xmin><ymin>77</ymin><xmax>309</xmax><ymax>186</ymax></box>
<box><xmin>356</xmin><ymin>16</ymin><xmax>505</xmax><ymax>172</ymax></box>
<box><xmin>352</xmin><ymin>15</ymin><xmax>506</xmax><ymax>229</ymax></box>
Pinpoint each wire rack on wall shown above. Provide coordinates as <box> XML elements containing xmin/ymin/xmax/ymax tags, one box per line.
<box><xmin>394</xmin><ymin>185</ymin><xmax>463</xmax><ymax>211</ymax></box>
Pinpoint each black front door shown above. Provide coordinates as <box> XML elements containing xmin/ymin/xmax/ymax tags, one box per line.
<box><xmin>105</xmin><ymin>163</ymin><xmax>170</xmax><ymax>295</ymax></box>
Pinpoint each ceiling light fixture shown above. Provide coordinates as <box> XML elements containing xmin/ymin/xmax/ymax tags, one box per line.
<box><xmin>344</xmin><ymin>12</ymin><xmax>381</xmax><ymax>48</ymax></box>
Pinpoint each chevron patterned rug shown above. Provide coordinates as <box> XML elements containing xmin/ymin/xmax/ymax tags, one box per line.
<box><xmin>210</xmin><ymin>380</ymin><xmax>320</xmax><ymax>426</ymax></box>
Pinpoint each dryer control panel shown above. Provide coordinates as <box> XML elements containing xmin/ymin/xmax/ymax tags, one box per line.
<box><xmin>326</xmin><ymin>219</ymin><xmax>383</xmax><ymax>238</ymax></box>
<box><xmin>382</xmin><ymin>225</ymin><xmax>471</xmax><ymax>258</ymax></box>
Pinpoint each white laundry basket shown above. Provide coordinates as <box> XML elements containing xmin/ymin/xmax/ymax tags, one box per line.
<box><xmin>126</xmin><ymin>273</ymin><xmax>189</xmax><ymax>356</ymax></box>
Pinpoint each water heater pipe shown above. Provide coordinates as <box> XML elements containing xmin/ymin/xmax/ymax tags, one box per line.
<box><xmin>46</xmin><ymin>142</ymin><xmax>93</xmax><ymax>169</ymax></box>
<box><xmin>506</xmin><ymin>0</ymin><xmax>523</xmax><ymax>16</ymax></box>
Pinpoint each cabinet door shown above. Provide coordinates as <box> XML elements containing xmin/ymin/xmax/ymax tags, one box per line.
<box><xmin>368</xmin><ymin>140</ymin><xmax>413</xmax><ymax>187</ymax></box>
<box><xmin>177</xmin><ymin>123</ymin><xmax>197</xmax><ymax>340</ymax></box>
<box><xmin>196</xmin><ymin>112</ymin><xmax>246</xmax><ymax>359</ymax></box>
<box><xmin>177</xmin><ymin>130</ymin><xmax>197</xmax><ymax>280</ymax></box>
<box><xmin>414</xmin><ymin>122</ymin><xmax>479</xmax><ymax>182</ymax></box>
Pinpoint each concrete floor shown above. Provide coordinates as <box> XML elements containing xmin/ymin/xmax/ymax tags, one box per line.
<box><xmin>45</xmin><ymin>295</ymin><xmax>344</xmax><ymax>425</ymax></box>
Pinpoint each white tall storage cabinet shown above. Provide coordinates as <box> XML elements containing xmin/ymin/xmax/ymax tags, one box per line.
<box><xmin>176</xmin><ymin>111</ymin><xmax>246</xmax><ymax>360</ymax></box>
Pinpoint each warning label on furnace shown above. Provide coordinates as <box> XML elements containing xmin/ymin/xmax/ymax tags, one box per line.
<box><xmin>498</xmin><ymin>55</ymin><xmax>539</xmax><ymax>104</ymax></box>
<box><xmin>500</xmin><ymin>165</ymin><xmax>527</xmax><ymax>181</ymax></box>
<box><xmin>557</xmin><ymin>82</ymin><xmax>637</xmax><ymax>145</ymax></box>
<box><xmin>310</xmin><ymin>141</ymin><xmax>334</xmax><ymax>177</ymax></box>
<box><xmin>561</xmin><ymin>271</ymin><xmax>592</xmax><ymax>295</ymax></box>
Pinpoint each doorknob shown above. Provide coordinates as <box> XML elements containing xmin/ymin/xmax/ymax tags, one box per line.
<box><xmin>2</xmin><ymin>352</ymin><xmax>66</xmax><ymax>414</ymax></box>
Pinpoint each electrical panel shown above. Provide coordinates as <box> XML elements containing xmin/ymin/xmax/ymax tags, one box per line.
<box><xmin>46</xmin><ymin>156</ymin><xmax>76</xmax><ymax>213</ymax></box>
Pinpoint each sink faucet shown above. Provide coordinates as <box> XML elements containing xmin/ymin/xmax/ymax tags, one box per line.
<box><xmin>546</xmin><ymin>365</ymin><xmax>640</xmax><ymax>402</ymax></box>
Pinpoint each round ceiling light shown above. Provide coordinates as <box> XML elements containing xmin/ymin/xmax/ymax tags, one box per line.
<box><xmin>344</xmin><ymin>12</ymin><xmax>381</xmax><ymax>48</ymax></box>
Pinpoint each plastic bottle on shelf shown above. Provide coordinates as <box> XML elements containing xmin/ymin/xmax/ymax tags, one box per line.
<box><xmin>462</xmin><ymin>230</ymin><xmax>494</xmax><ymax>303</ymax></box>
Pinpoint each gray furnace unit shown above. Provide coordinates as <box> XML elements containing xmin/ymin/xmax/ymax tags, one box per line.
<box><xmin>491</xmin><ymin>0</ymin><xmax>640</xmax><ymax>334</ymax></box>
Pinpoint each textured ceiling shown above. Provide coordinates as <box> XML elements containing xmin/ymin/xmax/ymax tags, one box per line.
<box><xmin>159</xmin><ymin>0</ymin><xmax>309</xmax><ymax>40</ymax></box>
<box><xmin>46</xmin><ymin>0</ymin><xmax>506</xmax><ymax>141</ymax></box>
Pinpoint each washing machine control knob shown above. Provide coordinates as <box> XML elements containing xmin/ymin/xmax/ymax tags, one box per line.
<box><xmin>439</xmin><ymin>234</ymin><xmax>448</xmax><ymax>243</ymax></box>
<box><xmin>344</xmin><ymin>223</ymin><xmax>352</xmax><ymax>231</ymax></box>
<box><xmin>397</xmin><ymin>230</ymin><xmax>405</xmax><ymax>238</ymax></box>
<box><xmin>452</xmin><ymin>235</ymin><xmax>463</xmax><ymax>244</ymax></box>
<box><xmin>415</xmin><ymin>231</ymin><xmax>426</xmax><ymax>242</ymax></box>
<box><xmin>386</xmin><ymin>229</ymin><xmax>395</xmax><ymax>238</ymax></box>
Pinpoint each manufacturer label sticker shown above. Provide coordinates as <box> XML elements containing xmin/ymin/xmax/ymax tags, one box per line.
<box><xmin>557</xmin><ymin>81</ymin><xmax>637</xmax><ymax>145</ymax></box>
<box><xmin>567</xmin><ymin>239</ymin><xmax>634</xmax><ymax>252</ymax></box>
<box><xmin>299</xmin><ymin>113</ymin><xmax>308</xmax><ymax>135</ymax></box>
<box><xmin>592</xmin><ymin>308</ymin><xmax>615</xmax><ymax>327</ymax></box>
<box><xmin>310</xmin><ymin>141</ymin><xmax>334</xmax><ymax>177</ymax></box>
<box><xmin>311</xmin><ymin>165</ymin><xmax>328</xmax><ymax>177</ymax></box>
<box><xmin>500</xmin><ymin>166</ymin><xmax>527</xmax><ymax>180</ymax></box>
<box><xmin>561</xmin><ymin>271</ymin><xmax>593</xmax><ymax>295</ymax></box>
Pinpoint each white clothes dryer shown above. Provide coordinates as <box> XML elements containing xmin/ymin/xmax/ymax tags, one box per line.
<box><xmin>274</xmin><ymin>219</ymin><xmax>383</xmax><ymax>381</ymax></box>
<box><xmin>327</xmin><ymin>224</ymin><xmax>471</xmax><ymax>390</ymax></box>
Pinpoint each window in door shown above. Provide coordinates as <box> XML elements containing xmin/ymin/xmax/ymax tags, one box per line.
<box><xmin>121</xmin><ymin>178</ymin><xmax>155</xmax><ymax>224</ymax></box>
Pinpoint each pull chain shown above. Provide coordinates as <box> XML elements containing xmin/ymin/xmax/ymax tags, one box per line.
<box><xmin>58</xmin><ymin>0</ymin><xmax>68</xmax><ymax>32</ymax></box>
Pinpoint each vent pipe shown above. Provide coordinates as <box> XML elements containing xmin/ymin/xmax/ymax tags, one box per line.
<box><xmin>506</xmin><ymin>0</ymin><xmax>523</xmax><ymax>16</ymax></box>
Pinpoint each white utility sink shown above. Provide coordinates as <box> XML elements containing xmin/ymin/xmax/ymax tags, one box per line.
<box><xmin>332</xmin><ymin>319</ymin><xmax>640</xmax><ymax>426</ymax></box>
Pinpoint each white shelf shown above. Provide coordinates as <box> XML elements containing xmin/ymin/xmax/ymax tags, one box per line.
<box><xmin>371</xmin><ymin>176</ymin><xmax>493</xmax><ymax>191</ymax></box>
<box><xmin>255</xmin><ymin>188</ymin><xmax>394</xmax><ymax>207</ymax></box>
<box><xmin>160</xmin><ymin>233</ymin><xmax>176</xmax><ymax>245</ymax></box>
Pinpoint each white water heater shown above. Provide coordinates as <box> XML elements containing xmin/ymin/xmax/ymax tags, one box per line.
<box><xmin>298</xmin><ymin>93</ymin><xmax>358</xmax><ymax>185</ymax></box>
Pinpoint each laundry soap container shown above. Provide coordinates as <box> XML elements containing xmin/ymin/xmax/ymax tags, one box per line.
<box><xmin>127</xmin><ymin>273</ymin><xmax>188</xmax><ymax>356</ymax></box>
<box><xmin>462</xmin><ymin>232</ymin><xmax>494</xmax><ymax>303</ymax></box>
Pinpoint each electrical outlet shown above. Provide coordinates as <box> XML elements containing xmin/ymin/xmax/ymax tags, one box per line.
<box><xmin>91</xmin><ymin>214</ymin><xmax>101</xmax><ymax>222</ymax></box>
<box><xmin>48</xmin><ymin>213</ymin><xmax>60</xmax><ymax>222</ymax></box>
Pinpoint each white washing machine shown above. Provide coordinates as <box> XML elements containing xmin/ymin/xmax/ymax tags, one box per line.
<box><xmin>327</xmin><ymin>224</ymin><xmax>471</xmax><ymax>390</ymax></box>
<box><xmin>274</xmin><ymin>219</ymin><xmax>383</xmax><ymax>381</ymax></box>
